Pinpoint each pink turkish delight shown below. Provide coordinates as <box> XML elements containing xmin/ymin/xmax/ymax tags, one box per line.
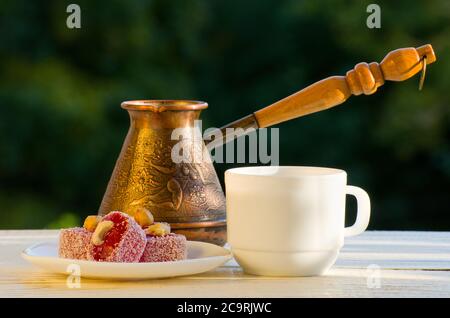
<box><xmin>59</xmin><ymin>227</ymin><xmax>92</xmax><ymax>260</ymax></box>
<box><xmin>139</xmin><ymin>233</ymin><xmax>187</xmax><ymax>262</ymax></box>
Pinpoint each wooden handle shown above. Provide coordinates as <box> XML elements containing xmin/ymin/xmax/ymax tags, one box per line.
<box><xmin>254</xmin><ymin>44</ymin><xmax>436</xmax><ymax>128</ymax></box>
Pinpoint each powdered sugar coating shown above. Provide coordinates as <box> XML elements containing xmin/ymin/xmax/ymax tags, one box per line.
<box><xmin>88</xmin><ymin>211</ymin><xmax>146</xmax><ymax>263</ymax></box>
<box><xmin>59</xmin><ymin>227</ymin><xmax>92</xmax><ymax>260</ymax></box>
<box><xmin>139</xmin><ymin>233</ymin><xmax>187</xmax><ymax>263</ymax></box>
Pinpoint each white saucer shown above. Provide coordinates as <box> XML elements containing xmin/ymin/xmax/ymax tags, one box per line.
<box><xmin>22</xmin><ymin>241</ymin><xmax>232</xmax><ymax>280</ymax></box>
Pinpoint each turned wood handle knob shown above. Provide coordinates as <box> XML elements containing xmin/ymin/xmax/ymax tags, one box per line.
<box><xmin>254</xmin><ymin>44</ymin><xmax>436</xmax><ymax>128</ymax></box>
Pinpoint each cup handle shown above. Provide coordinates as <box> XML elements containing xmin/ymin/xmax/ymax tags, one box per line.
<box><xmin>344</xmin><ymin>185</ymin><xmax>371</xmax><ymax>237</ymax></box>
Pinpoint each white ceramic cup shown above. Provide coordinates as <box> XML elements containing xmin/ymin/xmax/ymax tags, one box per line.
<box><xmin>225</xmin><ymin>166</ymin><xmax>370</xmax><ymax>276</ymax></box>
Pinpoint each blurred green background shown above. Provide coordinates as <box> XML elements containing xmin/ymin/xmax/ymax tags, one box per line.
<box><xmin>0</xmin><ymin>0</ymin><xmax>449</xmax><ymax>230</ymax></box>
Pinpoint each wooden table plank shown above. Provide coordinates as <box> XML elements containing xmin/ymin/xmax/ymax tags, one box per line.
<box><xmin>338</xmin><ymin>231</ymin><xmax>450</xmax><ymax>270</ymax></box>
<box><xmin>1</xmin><ymin>230</ymin><xmax>449</xmax><ymax>297</ymax></box>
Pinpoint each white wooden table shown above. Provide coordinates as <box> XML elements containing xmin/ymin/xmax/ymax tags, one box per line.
<box><xmin>1</xmin><ymin>230</ymin><xmax>450</xmax><ymax>297</ymax></box>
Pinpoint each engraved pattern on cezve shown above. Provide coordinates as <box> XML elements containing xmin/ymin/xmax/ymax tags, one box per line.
<box><xmin>99</xmin><ymin>127</ymin><xmax>226</xmax><ymax>223</ymax></box>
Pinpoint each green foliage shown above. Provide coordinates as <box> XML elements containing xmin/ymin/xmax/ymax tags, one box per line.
<box><xmin>47</xmin><ymin>212</ymin><xmax>80</xmax><ymax>229</ymax></box>
<box><xmin>0</xmin><ymin>0</ymin><xmax>449</xmax><ymax>229</ymax></box>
